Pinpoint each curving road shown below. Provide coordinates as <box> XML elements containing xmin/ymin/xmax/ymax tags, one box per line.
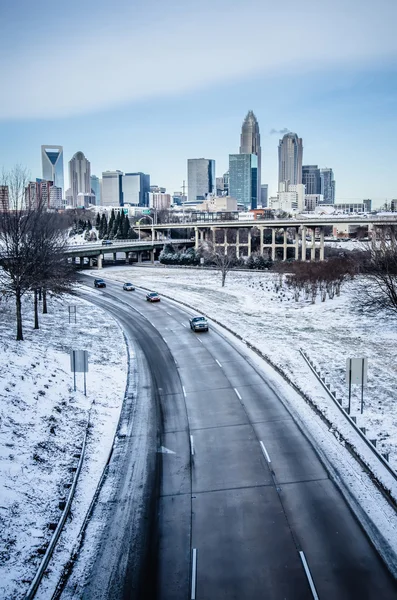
<box><xmin>64</xmin><ymin>273</ymin><xmax>397</xmax><ymax>600</ymax></box>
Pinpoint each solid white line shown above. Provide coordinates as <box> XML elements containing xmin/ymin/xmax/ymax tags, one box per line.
<box><xmin>215</xmin><ymin>359</ymin><xmax>222</xmax><ymax>368</ymax></box>
<box><xmin>234</xmin><ymin>388</ymin><xmax>242</xmax><ymax>400</ymax></box>
<box><xmin>299</xmin><ymin>551</ymin><xmax>319</xmax><ymax>600</ymax></box>
<box><xmin>163</xmin><ymin>338</ymin><xmax>167</xmax><ymax>344</ymax></box>
<box><xmin>260</xmin><ymin>441</ymin><xmax>271</xmax><ymax>463</ymax></box>
<box><xmin>191</xmin><ymin>548</ymin><xmax>197</xmax><ymax>600</ymax></box>
<box><xmin>182</xmin><ymin>386</ymin><xmax>186</xmax><ymax>398</ymax></box>
<box><xmin>190</xmin><ymin>435</ymin><xmax>195</xmax><ymax>456</ymax></box>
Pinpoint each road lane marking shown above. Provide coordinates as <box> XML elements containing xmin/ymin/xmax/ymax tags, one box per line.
<box><xmin>197</xmin><ymin>338</ymin><xmax>203</xmax><ymax>344</ymax></box>
<box><xmin>190</xmin><ymin>435</ymin><xmax>195</xmax><ymax>456</ymax></box>
<box><xmin>163</xmin><ymin>338</ymin><xmax>167</xmax><ymax>344</ymax></box>
<box><xmin>215</xmin><ymin>359</ymin><xmax>222</xmax><ymax>368</ymax></box>
<box><xmin>181</xmin><ymin>322</ymin><xmax>187</xmax><ymax>327</ymax></box>
<box><xmin>191</xmin><ymin>548</ymin><xmax>197</xmax><ymax>600</ymax></box>
<box><xmin>299</xmin><ymin>551</ymin><xmax>319</xmax><ymax>600</ymax></box>
<box><xmin>166</xmin><ymin>311</ymin><xmax>172</xmax><ymax>315</ymax></box>
<box><xmin>260</xmin><ymin>441</ymin><xmax>271</xmax><ymax>463</ymax></box>
<box><xmin>234</xmin><ymin>388</ymin><xmax>242</xmax><ymax>400</ymax></box>
<box><xmin>182</xmin><ymin>386</ymin><xmax>186</xmax><ymax>398</ymax></box>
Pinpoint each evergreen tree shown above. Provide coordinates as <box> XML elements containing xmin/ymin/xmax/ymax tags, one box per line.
<box><xmin>87</xmin><ymin>219</ymin><xmax>92</xmax><ymax>231</ymax></box>
<box><xmin>109</xmin><ymin>209</ymin><xmax>115</xmax><ymax>232</ymax></box>
<box><xmin>122</xmin><ymin>215</ymin><xmax>130</xmax><ymax>238</ymax></box>
<box><xmin>96</xmin><ymin>213</ymin><xmax>101</xmax><ymax>228</ymax></box>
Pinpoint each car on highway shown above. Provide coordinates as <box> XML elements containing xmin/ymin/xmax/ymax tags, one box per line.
<box><xmin>94</xmin><ymin>278</ymin><xmax>106</xmax><ymax>288</ymax></box>
<box><xmin>189</xmin><ymin>316</ymin><xmax>209</xmax><ymax>332</ymax></box>
<box><xmin>123</xmin><ymin>282</ymin><xmax>135</xmax><ymax>291</ymax></box>
<box><xmin>146</xmin><ymin>292</ymin><xmax>160</xmax><ymax>302</ymax></box>
<box><xmin>101</xmin><ymin>240</ymin><xmax>113</xmax><ymax>246</ymax></box>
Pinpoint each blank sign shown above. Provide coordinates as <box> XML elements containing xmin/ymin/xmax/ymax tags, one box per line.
<box><xmin>70</xmin><ymin>350</ymin><xmax>89</xmax><ymax>373</ymax></box>
<box><xmin>346</xmin><ymin>358</ymin><xmax>367</xmax><ymax>386</ymax></box>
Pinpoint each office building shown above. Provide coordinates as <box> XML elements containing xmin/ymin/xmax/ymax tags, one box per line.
<box><xmin>302</xmin><ymin>165</ymin><xmax>321</xmax><ymax>195</ymax></box>
<box><xmin>229</xmin><ymin>154</ymin><xmax>258</xmax><ymax>210</ymax></box>
<box><xmin>150</xmin><ymin>185</ymin><xmax>166</xmax><ymax>194</ymax></box>
<box><xmin>122</xmin><ymin>172</ymin><xmax>150</xmax><ymax>206</ymax></box>
<box><xmin>320</xmin><ymin>168</ymin><xmax>335</xmax><ymax>204</ymax></box>
<box><xmin>25</xmin><ymin>179</ymin><xmax>53</xmax><ymax>210</ymax></box>
<box><xmin>0</xmin><ymin>186</ymin><xmax>9</xmax><ymax>211</ymax></box>
<box><xmin>278</xmin><ymin>133</ymin><xmax>303</xmax><ymax>187</ymax></box>
<box><xmin>260</xmin><ymin>184</ymin><xmax>268</xmax><ymax>207</ymax></box>
<box><xmin>149</xmin><ymin>193</ymin><xmax>172</xmax><ymax>211</ymax></box>
<box><xmin>216</xmin><ymin>177</ymin><xmax>225</xmax><ymax>195</ymax></box>
<box><xmin>391</xmin><ymin>199</ymin><xmax>397</xmax><ymax>212</ymax></box>
<box><xmin>69</xmin><ymin>151</ymin><xmax>91</xmax><ymax>207</ymax></box>
<box><xmin>102</xmin><ymin>171</ymin><xmax>123</xmax><ymax>206</ymax></box>
<box><xmin>240</xmin><ymin>110</ymin><xmax>261</xmax><ymax>203</ymax></box>
<box><xmin>90</xmin><ymin>175</ymin><xmax>101</xmax><ymax>205</ymax></box>
<box><xmin>223</xmin><ymin>171</ymin><xmax>229</xmax><ymax>195</ymax></box>
<box><xmin>41</xmin><ymin>145</ymin><xmax>64</xmax><ymax>196</ymax></box>
<box><xmin>187</xmin><ymin>158</ymin><xmax>215</xmax><ymax>201</ymax></box>
<box><xmin>305</xmin><ymin>194</ymin><xmax>324</xmax><ymax>212</ymax></box>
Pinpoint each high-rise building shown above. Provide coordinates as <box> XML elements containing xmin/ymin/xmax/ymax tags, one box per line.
<box><xmin>149</xmin><ymin>193</ymin><xmax>172</xmax><ymax>211</ymax></box>
<box><xmin>278</xmin><ymin>133</ymin><xmax>303</xmax><ymax>188</ymax></box>
<box><xmin>25</xmin><ymin>179</ymin><xmax>53</xmax><ymax>210</ymax></box>
<box><xmin>229</xmin><ymin>154</ymin><xmax>258</xmax><ymax>210</ymax></box>
<box><xmin>223</xmin><ymin>171</ymin><xmax>229</xmax><ymax>195</ymax></box>
<box><xmin>102</xmin><ymin>171</ymin><xmax>123</xmax><ymax>206</ymax></box>
<box><xmin>90</xmin><ymin>175</ymin><xmax>101</xmax><ymax>206</ymax></box>
<box><xmin>49</xmin><ymin>186</ymin><xmax>63</xmax><ymax>209</ymax></box>
<box><xmin>69</xmin><ymin>151</ymin><xmax>91</xmax><ymax>207</ymax></box>
<box><xmin>216</xmin><ymin>177</ymin><xmax>224</xmax><ymax>195</ymax></box>
<box><xmin>240</xmin><ymin>110</ymin><xmax>261</xmax><ymax>203</ymax></box>
<box><xmin>260</xmin><ymin>184</ymin><xmax>268</xmax><ymax>207</ymax></box>
<box><xmin>150</xmin><ymin>185</ymin><xmax>166</xmax><ymax>194</ymax></box>
<box><xmin>320</xmin><ymin>168</ymin><xmax>335</xmax><ymax>204</ymax></box>
<box><xmin>122</xmin><ymin>172</ymin><xmax>150</xmax><ymax>206</ymax></box>
<box><xmin>41</xmin><ymin>146</ymin><xmax>64</xmax><ymax>196</ymax></box>
<box><xmin>302</xmin><ymin>165</ymin><xmax>321</xmax><ymax>195</ymax></box>
<box><xmin>0</xmin><ymin>186</ymin><xmax>9</xmax><ymax>211</ymax></box>
<box><xmin>187</xmin><ymin>158</ymin><xmax>215</xmax><ymax>202</ymax></box>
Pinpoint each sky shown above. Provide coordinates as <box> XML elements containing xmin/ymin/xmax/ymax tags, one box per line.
<box><xmin>1</xmin><ymin>0</ymin><xmax>397</xmax><ymax>205</ymax></box>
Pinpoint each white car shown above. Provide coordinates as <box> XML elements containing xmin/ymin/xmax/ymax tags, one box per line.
<box><xmin>123</xmin><ymin>282</ymin><xmax>135</xmax><ymax>291</ymax></box>
<box><xmin>189</xmin><ymin>316</ymin><xmax>209</xmax><ymax>332</ymax></box>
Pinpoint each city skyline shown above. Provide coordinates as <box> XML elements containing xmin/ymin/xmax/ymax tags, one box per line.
<box><xmin>1</xmin><ymin>1</ymin><xmax>396</xmax><ymax>206</ymax></box>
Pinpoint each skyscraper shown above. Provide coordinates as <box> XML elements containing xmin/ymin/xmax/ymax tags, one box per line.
<box><xmin>41</xmin><ymin>145</ymin><xmax>64</xmax><ymax>195</ymax></box>
<box><xmin>320</xmin><ymin>168</ymin><xmax>336</xmax><ymax>204</ymax></box>
<box><xmin>240</xmin><ymin>111</ymin><xmax>261</xmax><ymax>203</ymax></box>
<box><xmin>229</xmin><ymin>154</ymin><xmax>258</xmax><ymax>210</ymax></box>
<box><xmin>187</xmin><ymin>159</ymin><xmax>215</xmax><ymax>202</ymax></box>
<box><xmin>302</xmin><ymin>165</ymin><xmax>321</xmax><ymax>195</ymax></box>
<box><xmin>69</xmin><ymin>151</ymin><xmax>91</xmax><ymax>206</ymax></box>
<box><xmin>260</xmin><ymin>184</ymin><xmax>268</xmax><ymax>207</ymax></box>
<box><xmin>278</xmin><ymin>133</ymin><xmax>303</xmax><ymax>187</ymax></box>
<box><xmin>102</xmin><ymin>171</ymin><xmax>123</xmax><ymax>206</ymax></box>
<box><xmin>90</xmin><ymin>175</ymin><xmax>101</xmax><ymax>205</ymax></box>
<box><xmin>122</xmin><ymin>173</ymin><xmax>150</xmax><ymax>206</ymax></box>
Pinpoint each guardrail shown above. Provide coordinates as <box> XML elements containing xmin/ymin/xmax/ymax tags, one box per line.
<box><xmin>24</xmin><ymin>417</ymin><xmax>90</xmax><ymax>599</ymax></box>
<box><xmin>299</xmin><ymin>349</ymin><xmax>397</xmax><ymax>482</ymax></box>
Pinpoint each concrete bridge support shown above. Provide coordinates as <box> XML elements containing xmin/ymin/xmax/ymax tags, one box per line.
<box><xmin>97</xmin><ymin>254</ymin><xmax>103</xmax><ymax>269</ymax></box>
<box><xmin>302</xmin><ymin>226</ymin><xmax>307</xmax><ymax>261</ymax></box>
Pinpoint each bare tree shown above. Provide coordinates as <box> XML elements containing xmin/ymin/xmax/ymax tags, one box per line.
<box><xmin>199</xmin><ymin>241</ymin><xmax>236</xmax><ymax>287</ymax></box>
<box><xmin>359</xmin><ymin>226</ymin><xmax>397</xmax><ymax>314</ymax></box>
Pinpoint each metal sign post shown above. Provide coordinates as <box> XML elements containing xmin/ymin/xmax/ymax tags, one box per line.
<box><xmin>68</xmin><ymin>305</ymin><xmax>77</xmax><ymax>324</ymax></box>
<box><xmin>70</xmin><ymin>350</ymin><xmax>89</xmax><ymax>396</ymax></box>
<box><xmin>346</xmin><ymin>358</ymin><xmax>368</xmax><ymax>415</ymax></box>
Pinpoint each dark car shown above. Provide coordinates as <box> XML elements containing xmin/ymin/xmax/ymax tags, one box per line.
<box><xmin>123</xmin><ymin>282</ymin><xmax>135</xmax><ymax>291</ymax></box>
<box><xmin>94</xmin><ymin>278</ymin><xmax>106</xmax><ymax>288</ymax></box>
<box><xmin>146</xmin><ymin>292</ymin><xmax>160</xmax><ymax>302</ymax></box>
<box><xmin>101</xmin><ymin>240</ymin><xmax>113</xmax><ymax>246</ymax></box>
<box><xmin>189</xmin><ymin>316</ymin><xmax>209</xmax><ymax>332</ymax></box>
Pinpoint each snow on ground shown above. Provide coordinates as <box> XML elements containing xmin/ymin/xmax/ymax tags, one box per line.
<box><xmin>94</xmin><ymin>265</ymin><xmax>397</xmax><ymax>471</ymax></box>
<box><xmin>0</xmin><ymin>293</ymin><xmax>127</xmax><ymax>600</ymax></box>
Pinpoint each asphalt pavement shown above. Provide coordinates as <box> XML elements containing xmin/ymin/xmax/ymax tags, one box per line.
<box><xmin>66</xmin><ymin>273</ymin><xmax>397</xmax><ymax>600</ymax></box>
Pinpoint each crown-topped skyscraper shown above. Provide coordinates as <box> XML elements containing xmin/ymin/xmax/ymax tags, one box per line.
<box><xmin>239</xmin><ymin>110</ymin><xmax>261</xmax><ymax>206</ymax></box>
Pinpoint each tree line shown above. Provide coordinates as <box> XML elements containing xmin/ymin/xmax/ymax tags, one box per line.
<box><xmin>95</xmin><ymin>210</ymin><xmax>138</xmax><ymax>240</ymax></box>
<box><xmin>0</xmin><ymin>167</ymin><xmax>75</xmax><ymax>340</ymax></box>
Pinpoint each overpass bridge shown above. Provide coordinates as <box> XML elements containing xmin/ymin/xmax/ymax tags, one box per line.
<box><xmin>136</xmin><ymin>216</ymin><xmax>397</xmax><ymax>262</ymax></box>
<box><xmin>66</xmin><ymin>239</ymin><xmax>193</xmax><ymax>268</ymax></box>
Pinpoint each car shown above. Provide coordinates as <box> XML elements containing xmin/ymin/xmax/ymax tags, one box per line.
<box><xmin>94</xmin><ymin>278</ymin><xmax>106</xmax><ymax>288</ymax></box>
<box><xmin>101</xmin><ymin>240</ymin><xmax>113</xmax><ymax>246</ymax></box>
<box><xmin>123</xmin><ymin>282</ymin><xmax>135</xmax><ymax>291</ymax></box>
<box><xmin>189</xmin><ymin>316</ymin><xmax>209</xmax><ymax>332</ymax></box>
<box><xmin>146</xmin><ymin>292</ymin><xmax>160</xmax><ymax>302</ymax></box>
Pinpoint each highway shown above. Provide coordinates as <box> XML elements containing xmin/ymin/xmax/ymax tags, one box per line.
<box><xmin>63</xmin><ymin>274</ymin><xmax>397</xmax><ymax>600</ymax></box>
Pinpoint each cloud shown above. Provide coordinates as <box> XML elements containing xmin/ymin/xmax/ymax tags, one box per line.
<box><xmin>1</xmin><ymin>0</ymin><xmax>397</xmax><ymax>120</ymax></box>
<box><xmin>269</xmin><ymin>128</ymin><xmax>290</xmax><ymax>135</ymax></box>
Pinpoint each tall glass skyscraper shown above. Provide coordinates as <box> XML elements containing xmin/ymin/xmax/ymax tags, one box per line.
<box><xmin>41</xmin><ymin>145</ymin><xmax>64</xmax><ymax>196</ymax></box>
<box><xmin>302</xmin><ymin>165</ymin><xmax>321</xmax><ymax>195</ymax></box>
<box><xmin>90</xmin><ymin>175</ymin><xmax>101</xmax><ymax>205</ymax></box>
<box><xmin>240</xmin><ymin>111</ymin><xmax>261</xmax><ymax>204</ymax></box>
<box><xmin>69</xmin><ymin>151</ymin><xmax>91</xmax><ymax>206</ymax></box>
<box><xmin>102</xmin><ymin>171</ymin><xmax>123</xmax><ymax>206</ymax></box>
<box><xmin>187</xmin><ymin>158</ymin><xmax>215</xmax><ymax>202</ymax></box>
<box><xmin>229</xmin><ymin>154</ymin><xmax>258</xmax><ymax>210</ymax></box>
<box><xmin>320</xmin><ymin>168</ymin><xmax>336</xmax><ymax>204</ymax></box>
<box><xmin>122</xmin><ymin>173</ymin><xmax>150</xmax><ymax>206</ymax></box>
<box><xmin>278</xmin><ymin>133</ymin><xmax>303</xmax><ymax>187</ymax></box>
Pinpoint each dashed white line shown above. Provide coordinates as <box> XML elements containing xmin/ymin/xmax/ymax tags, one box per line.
<box><xmin>191</xmin><ymin>548</ymin><xmax>197</xmax><ymax>600</ymax></box>
<box><xmin>234</xmin><ymin>388</ymin><xmax>242</xmax><ymax>400</ymax></box>
<box><xmin>163</xmin><ymin>338</ymin><xmax>167</xmax><ymax>344</ymax></box>
<box><xmin>215</xmin><ymin>359</ymin><xmax>222</xmax><ymax>368</ymax></box>
<box><xmin>181</xmin><ymin>323</ymin><xmax>187</xmax><ymax>328</ymax></box>
<box><xmin>166</xmin><ymin>311</ymin><xmax>172</xmax><ymax>316</ymax></box>
<box><xmin>260</xmin><ymin>441</ymin><xmax>271</xmax><ymax>463</ymax></box>
<box><xmin>182</xmin><ymin>386</ymin><xmax>186</xmax><ymax>398</ymax></box>
<box><xmin>299</xmin><ymin>551</ymin><xmax>319</xmax><ymax>600</ymax></box>
<box><xmin>197</xmin><ymin>338</ymin><xmax>203</xmax><ymax>344</ymax></box>
<box><xmin>190</xmin><ymin>435</ymin><xmax>195</xmax><ymax>456</ymax></box>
